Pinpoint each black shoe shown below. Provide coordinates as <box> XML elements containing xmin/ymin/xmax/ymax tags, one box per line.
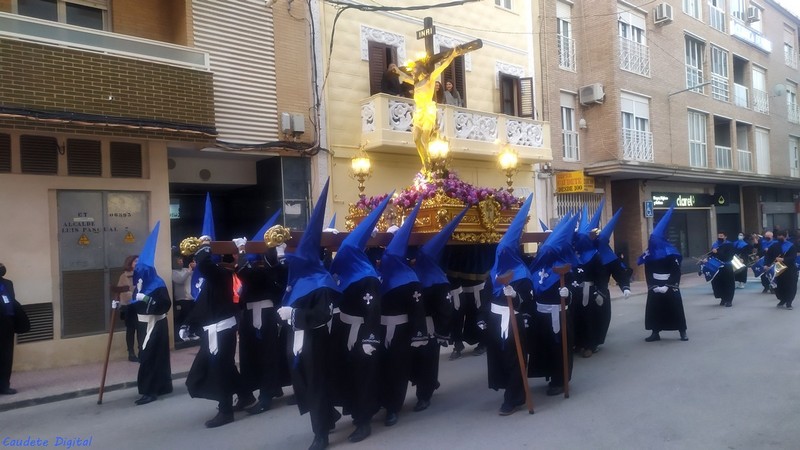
<box><xmin>329</xmin><ymin>408</ymin><xmax>342</xmax><ymax>431</ymax></box>
<box><xmin>546</xmin><ymin>385</ymin><xmax>565</xmax><ymax>396</ymax></box>
<box><xmin>472</xmin><ymin>344</ymin><xmax>487</xmax><ymax>356</ymax></box>
<box><xmin>787</xmin><ymin>305</ymin><xmax>794</xmax><ymax>310</ymax></box>
<box><xmin>128</xmin><ymin>352</ymin><xmax>138</xmax><ymax>363</ymax></box>
<box><xmin>645</xmin><ymin>332</ymin><xmax>661</xmax><ymax>342</ymax></box>
<box><xmin>204</xmin><ymin>412</ymin><xmax>234</xmax><ymax>428</ymax></box>
<box><xmin>233</xmin><ymin>393</ymin><xmax>258</xmax><ymax>412</ymax></box>
<box><xmin>348</xmin><ymin>424</ymin><xmax>372</xmax><ymax>443</ymax></box>
<box><xmin>134</xmin><ymin>395</ymin><xmax>157</xmax><ymax>405</ymax></box>
<box><xmin>449</xmin><ymin>349</ymin><xmax>462</xmax><ymax>360</ymax></box>
<box><xmin>0</xmin><ymin>388</ymin><xmax>17</xmax><ymax>395</ymax></box>
<box><xmin>384</xmin><ymin>411</ymin><xmax>398</xmax><ymax>427</ymax></box>
<box><xmin>498</xmin><ymin>401</ymin><xmax>522</xmax><ymax>415</ymax></box>
<box><xmin>719</xmin><ymin>300</ymin><xmax>726</xmax><ymax>306</ymax></box>
<box><xmin>413</xmin><ymin>399</ymin><xmax>431</xmax><ymax>412</ymax></box>
<box><xmin>273</xmin><ymin>388</ymin><xmax>284</xmax><ymax>398</ymax></box>
<box><xmin>308</xmin><ymin>434</ymin><xmax>329</xmax><ymax>450</ymax></box>
<box><xmin>777</xmin><ymin>301</ymin><xmax>786</xmax><ymax>308</ymax></box>
<box><xmin>679</xmin><ymin>331</ymin><xmax>689</xmax><ymax>341</ymax></box>
<box><xmin>286</xmin><ymin>394</ymin><xmax>297</xmax><ymax>405</ymax></box>
<box><xmin>246</xmin><ymin>398</ymin><xmax>272</xmax><ymax>415</ymax></box>
<box><xmin>725</xmin><ymin>302</ymin><xmax>732</xmax><ymax>307</ymax></box>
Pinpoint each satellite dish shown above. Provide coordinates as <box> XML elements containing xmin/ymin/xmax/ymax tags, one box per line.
<box><xmin>772</xmin><ymin>84</ymin><xmax>787</xmax><ymax>97</ymax></box>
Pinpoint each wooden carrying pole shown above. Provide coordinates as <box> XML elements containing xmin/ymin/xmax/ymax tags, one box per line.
<box><xmin>496</xmin><ymin>271</ymin><xmax>534</xmax><ymax>414</ymax></box>
<box><xmin>553</xmin><ymin>264</ymin><xmax>572</xmax><ymax>399</ymax></box>
<box><xmin>99</xmin><ymin>286</ymin><xmax>128</xmax><ymax>405</ymax></box>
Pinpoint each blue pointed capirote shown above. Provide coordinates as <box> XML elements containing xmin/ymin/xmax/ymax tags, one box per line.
<box><xmin>416</xmin><ymin>206</ymin><xmax>469</xmax><ymax>288</ymax></box>
<box><xmin>381</xmin><ymin>199</ymin><xmax>423</xmax><ymax>294</ymax></box>
<box><xmin>489</xmin><ymin>194</ymin><xmax>533</xmax><ymax>296</ymax></box>
<box><xmin>201</xmin><ymin>193</ymin><xmax>215</xmax><ymax>239</ymax></box>
<box><xmin>134</xmin><ymin>221</ymin><xmax>166</xmax><ymax>297</ymax></box>
<box><xmin>598</xmin><ymin>208</ymin><xmax>622</xmax><ymax>265</ymax></box>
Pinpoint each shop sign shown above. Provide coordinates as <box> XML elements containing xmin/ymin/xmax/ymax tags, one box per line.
<box><xmin>652</xmin><ymin>192</ymin><xmax>725</xmax><ymax>208</ymax></box>
<box><xmin>556</xmin><ymin>170</ymin><xmax>595</xmax><ymax>194</ymax></box>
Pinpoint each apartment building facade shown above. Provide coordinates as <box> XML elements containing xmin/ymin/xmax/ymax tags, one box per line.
<box><xmin>317</xmin><ymin>0</ymin><xmax>552</xmax><ymax>232</ymax></box>
<box><xmin>535</xmin><ymin>0</ymin><xmax>800</xmax><ymax>273</ymax></box>
<box><xmin>0</xmin><ymin>0</ymin><xmax>316</xmax><ymax>370</ymax></box>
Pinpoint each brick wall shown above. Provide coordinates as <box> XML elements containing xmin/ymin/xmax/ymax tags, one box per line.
<box><xmin>0</xmin><ymin>117</ymin><xmax>214</xmax><ymax>143</ymax></box>
<box><xmin>0</xmin><ymin>38</ymin><xmax>214</xmax><ymax>128</ymax></box>
<box><xmin>611</xmin><ymin>179</ymin><xmax>646</xmax><ymax>279</ymax></box>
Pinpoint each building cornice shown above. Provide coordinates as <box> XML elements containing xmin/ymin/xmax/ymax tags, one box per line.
<box><xmin>584</xmin><ymin>160</ymin><xmax>800</xmax><ymax>187</ymax></box>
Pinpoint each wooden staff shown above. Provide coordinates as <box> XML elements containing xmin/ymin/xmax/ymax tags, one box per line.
<box><xmin>99</xmin><ymin>286</ymin><xmax>128</xmax><ymax>405</ymax></box>
<box><xmin>496</xmin><ymin>271</ymin><xmax>534</xmax><ymax>414</ymax></box>
<box><xmin>553</xmin><ymin>264</ymin><xmax>572</xmax><ymax>399</ymax></box>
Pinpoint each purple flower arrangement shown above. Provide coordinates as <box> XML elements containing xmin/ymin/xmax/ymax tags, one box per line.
<box><xmin>353</xmin><ymin>171</ymin><xmax>523</xmax><ymax>212</ymax></box>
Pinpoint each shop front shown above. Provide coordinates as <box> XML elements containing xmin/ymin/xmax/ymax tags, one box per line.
<box><xmin>651</xmin><ymin>191</ymin><xmax>721</xmax><ymax>273</ymax></box>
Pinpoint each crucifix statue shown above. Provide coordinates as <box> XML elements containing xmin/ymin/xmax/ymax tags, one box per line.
<box><xmin>392</xmin><ymin>17</ymin><xmax>483</xmax><ymax>176</ymax></box>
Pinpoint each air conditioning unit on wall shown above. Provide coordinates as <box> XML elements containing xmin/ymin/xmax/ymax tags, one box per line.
<box><xmin>653</xmin><ymin>3</ymin><xmax>673</xmax><ymax>24</ymax></box>
<box><xmin>579</xmin><ymin>83</ymin><xmax>605</xmax><ymax>105</ymax></box>
<box><xmin>746</xmin><ymin>6</ymin><xmax>761</xmax><ymax>23</ymax></box>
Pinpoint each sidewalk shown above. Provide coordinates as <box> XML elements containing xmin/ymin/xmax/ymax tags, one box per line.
<box><xmin>0</xmin><ymin>274</ymin><xmax>710</xmax><ymax>413</ymax></box>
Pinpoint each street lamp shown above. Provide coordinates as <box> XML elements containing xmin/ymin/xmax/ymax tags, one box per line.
<box><xmin>350</xmin><ymin>145</ymin><xmax>372</xmax><ymax>198</ymax></box>
<box><xmin>498</xmin><ymin>145</ymin><xmax>519</xmax><ymax>194</ymax></box>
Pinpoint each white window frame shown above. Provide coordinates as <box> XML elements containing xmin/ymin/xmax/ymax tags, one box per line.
<box><xmin>710</xmin><ymin>46</ymin><xmax>729</xmax><ymax>102</ymax></box>
<box><xmin>787</xmin><ymin>82</ymin><xmax>799</xmax><ymax>124</ymax></box>
<box><xmin>495</xmin><ymin>0</ymin><xmax>512</xmax><ymax>10</ymax></box>
<box><xmin>13</xmin><ymin>0</ymin><xmax>109</xmax><ymax>30</ymax></box>
<box><xmin>785</xmin><ymin>26</ymin><xmax>798</xmax><ymax>69</ymax></box>
<box><xmin>557</xmin><ymin>2</ymin><xmax>575</xmax><ymax>71</ymax></box>
<box><xmin>790</xmin><ymin>136</ymin><xmax>800</xmax><ymax>177</ymax></box>
<box><xmin>561</xmin><ymin>92</ymin><xmax>579</xmax><ymax>161</ymax></box>
<box><xmin>709</xmin><ymin>0</ymin><xmax>726</xmax><ymax>32</ymax></box>
<box><xmin>685</xmin><ymin>35</ymin><xmax>705</xmax><ymax>93</ymax></box>
<box><xmin>729</xmin><ymin>0</ymin><xmax>746</xmax><ymax>22</ymax></box>
<box><xmin>618</xmin><ymin>9</ymin><xmax>649</xmax><ymax>77</ymax></box>
<box><xmin>621</xmin><ymin>92</ymin><xmax>653</xmax><ymax>162</ymax></box>
<box><xmin>683</xmin><ymin>0</ymin><xmax>702</xmax><ymax>20</ymax></box>
<box><xmin>688</xmin><ymin>110</ymin><xmax>708</xmax><ymax>168</ymax></box>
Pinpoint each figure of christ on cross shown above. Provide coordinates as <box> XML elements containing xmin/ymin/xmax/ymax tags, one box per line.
<box><xmin>393</xmin><ymin>28</ymin><xmax>482</xmax><ymax>175</ymax></box>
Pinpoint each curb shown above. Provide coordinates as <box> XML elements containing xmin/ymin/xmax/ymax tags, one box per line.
<box><xmin>0</xmin><ymin>371</ymin><xmax>189</xmax><ymax>413</ymax></box>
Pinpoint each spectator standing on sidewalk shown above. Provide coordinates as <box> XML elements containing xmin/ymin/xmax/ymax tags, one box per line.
<box><xmin>1</xmin><ymin>262</ymin><xmax>28</xmax><ymax>395</ymax></box>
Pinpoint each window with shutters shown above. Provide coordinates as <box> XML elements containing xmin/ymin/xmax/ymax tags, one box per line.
<box><xmin>561</xmin><ymin>93</ymin><xmax>579</xmax><ymax>161</ymax></box>
<box><xmin>0</xmin><ymin>133</ymin><xmax>10</xmax><ymax>173</ymax></box>
<box><xmin>110</xmin><ymin>142</ymin><xmax>142</xmax><ymax>178</ymax></box>
<box><xmin>20</xmin><ymin>135</ymin><xmax>59</xmax><ymax>175</ymax></box>
<box><xmin>441</xmin><ymin>48</ymin><xmax>467</xmax><ymax>108</ymax></box>
<box><xmin>67</xmin><ymin>138</ymin><xmax>101</xmax><ymax>177</ymax></box>
<box><xmin>499</xmin><ymin>74</ymin><xmax>534</xmax><ymax>118</ymax></box>
<box><xmin>368</xmin><ymin>41</ymin><xmax>399</xmax><ymax>96</ymax></box>
<box><xmin>14</xmin><ymin>0</ymin><xmax>109</xmax><ymax>31</ymax></box>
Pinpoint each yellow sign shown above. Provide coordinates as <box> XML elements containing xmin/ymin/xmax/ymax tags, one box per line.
<box><xmin>78</xmin><ymin>234</ymin><xmax>90</xmax><ymax>246</ymax></box>
<box><xmin>124</xmin><ymin>231</ymin><xmax>135</xmax><ymax>243</ymax></box>
<box><xmin>555</xmin><ymin>170</ymin><xmax>595</xmax><ymax>194</ymax></box>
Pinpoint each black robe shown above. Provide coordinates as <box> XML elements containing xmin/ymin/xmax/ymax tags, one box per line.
<box><xmin>237</xmin><ymin>261</ymin><xmax>283</xmax><ymax>400</ymax></box>
<box><xmin>184</xmin><ymin>248</ymin><xmax>240</xmax><ymax>410</ymax></box>
<box><xmin>132</xmin><ymin>286</ymin><xmax>173</xmax><ymax>397</ymax></box>
<box><xmin>527</xmin><ymin>275</ymin><xmax>573</xmax><ymax>388</ymax></box>
<box><xmin>379</xmin><ymin>282</ymin><xmax>427</xmax><ymax>414</ymax></box>
<box><xmin>765</xmin><ymin>240</ymin><xmax>798</xmax><ymax>306</ymax></box>
<box><xmin>329</xmin><ymin>277</ymin><xmax>382</xmax><ymax>425</ymax></box>
<box><xmin>485</xmin><ymin>278</ymin><xmax>531</xmax><ymax>406</ymax></box>
<box><xmin>0</xmin><ymin>278</ymin><xmax>17</xmax><ymax>391</ymax></box>
<box><xmin>450</xmin><ymin>278</ymin><xmax>485</xmax><ymax>350</ymax></box>
<box><xmin>710</xmin><ymin>241</ymin><xmax>736</xmax><ymax>304</ymax></box>
<box><xmin>287</xmin><ymin>287</ymin><xmax>336</xmax><ymax>435</ymax></box>
<box><xmin>410</xmin><ymin>282</ymin><xmax>453</xmax><ymax>402</ymax></box>
<box><xmin>572</xmin><ymin>256</ymin><xmax>602</xmax><ymax>352</ymax></box>
<box><xmin>644</xmin><ymin>256</ymin><xmax>687</xmax><ymax>332</ymax></box>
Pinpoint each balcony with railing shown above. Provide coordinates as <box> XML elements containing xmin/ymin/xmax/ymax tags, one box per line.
<box><xmin>711</xmin><ymin>73</ymin><xmax>729</xmax><ymax>102</ymax></box>
<box><xmin>622</xmin><ymin>128</ymin><xmax>653</xmax><ymax>162</ymax></box>
<box><xmin>558</xmin><ymin>35</ymin><xmax>576</xmax><ymax>71</ymax></box>
<box><xmin>734</xmin><ymin>84</ymin><xmax>749</xmax><ymax>108</ymax></box>
<box><xmin>715</xmin><ymin>145</ymin><xmax>733</xmax><ymax>170</ymax></box>
<box><xmin>360</xmin><ymin>94</ymin><xmax>551</xmax><ymax>162</ymax></box>
<box><xmin>737</xmin><ymin>149</ymin><xmax>753</xmax><ymax>172</ymax></box>
<box><xmin>618</xmin><ymin>37</ymin><xmax>650</xmax><ymax>77</ymax></box>
<box><xmin>752</xmin><ymin>88</ymin><xmax>769</xmax><ymax>114</ymax></box>
<box><xmin>789</xmin><ymin>103</ymin><xmax>800</xmax><ymax>124</ymax></box>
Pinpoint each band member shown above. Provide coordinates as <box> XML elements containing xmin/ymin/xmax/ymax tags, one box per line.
<box><xmin>328</xmin><ymin>194</ymin><xmax>393</xmax><ymax>443</ymax></box>
<box><xmin>764</xmin><ymin>229</ymin><xmax>797</xmax><ymax>309</ymax></box>
<box><xmin>638</xmin><ymin>205</ymin><xmax>688</xmax><ymax>342</ymax></box>
<box><xmin>409</xmin><ymin>207</ymin><xmax>468</xmax><ymax>412</ymax></box>
<box><xmin>378</xmin><ymin>200</ymin><xmax>428</xmax><ymax>428</ymax></box>
<box><xmin>234</xmin><ymin>209</ymin><xmax>283</xmax><ymax>415</ymax></box>
<box><xmin>129</xmin><ymin>222</ymin><xmax>173</xmax><ymax>405</ymax></box>
<box><xmin>710</xmin><ymin>231</ymin><xmax>736</xmax><ymax>307</ymax></box>
<box><xmin>758</xmin><ymin>231</ymin><xmax>774</xmax><ymax>293</ymax></box>
<box><xmin>276</xmin><ymin>179</ymin><xmax>340</xmax><ymax>450</ymax></box>
<box><xmin>733</xmin><ymin>233</ymin><xmax>751</xmax><ymax>288</ymax></box>
<box><xmin>528</xmin><ymin>211</ymin><xmax>579</xmax><ymax>397</ymax></box>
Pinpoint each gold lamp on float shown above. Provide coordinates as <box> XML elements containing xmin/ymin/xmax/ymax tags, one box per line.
<box><xmin>427</xmin><ymin>135</ymin><xmax>450</xmax><ymax>178</ymax></box>
<box><xmin>498</xmin><ymin>145</ymin><xmax>519</xmax><ymax>194</ymax></box>
<box><xmin>350</xmin><ymin>145</ymin><xmax>372</xmax><ymax>198</ymax></box>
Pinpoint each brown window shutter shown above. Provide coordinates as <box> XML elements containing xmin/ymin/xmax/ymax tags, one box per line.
<box><xmin>519</xmin><ymin>77</ymin><xmax>534</xmax><ymax>118</ymax></box>
<box><xmin>453</xmin><ymin>55</ymin><xmax>466</xmax><ymax>107</ymax></box>
<box><xmin>368</xmin><ymin>41</ymin><xmax>388</xmax><ymax>96</ymax></box>
<box><xmin>67</xmin><ymin>139</ymin><xmax>101</xmax><ymax>177</ymax></box>
<box><xmin>499</xmin><ymin>74</ymin><xmax>516</xmax><ymax>116</ymax></box>
<box><xmin>0</xmin><ymin>133</ymin><xmax>10</xmax><ymax>172</ymax></box>
<box><xmin>20</xmin><ymin>135</ymin><xmax>58</xmax><ymax>175</ymax></box>
<box><xmin>110</xmin><ymin>142</ymin><xmax>142</xmax><ymax>178</ymax></box>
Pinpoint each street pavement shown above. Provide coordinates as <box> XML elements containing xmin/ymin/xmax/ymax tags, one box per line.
<box><xmin>2</xmin><ymin>274</ymin><xmax>799</xmax><ymax>450</ymax></box>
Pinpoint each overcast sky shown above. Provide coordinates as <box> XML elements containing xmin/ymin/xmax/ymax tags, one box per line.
<box><xmin>775</xmin><ymin>0</ymin><xmax>800</xmax><ymax>19</ymax></box>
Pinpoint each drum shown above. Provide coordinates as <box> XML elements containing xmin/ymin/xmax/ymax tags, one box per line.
<box><xmin>730</xmin><ymin>255</ymin><xmax>746</xmax><ymax>273</ymax></box>
<box><xmin>751</xmin><ymin>257</ymin><xmax>766</xmax><ymax>277</ymax></box>
<box><xmin>700</xmin><ymin>257</ymin><xmax>723</xmax><ymax>282</ymax></box>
